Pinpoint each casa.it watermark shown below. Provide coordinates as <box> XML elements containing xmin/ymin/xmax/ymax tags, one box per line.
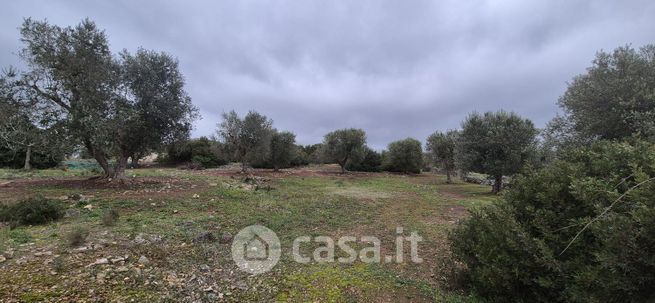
<box><xmin>231</xmin><ymin>225</ymin><xmax>422</xmax><ymax>275</ymax></box>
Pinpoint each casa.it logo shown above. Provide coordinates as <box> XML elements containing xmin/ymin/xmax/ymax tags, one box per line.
<box><xmin>231</xmin><ymin>225</ymin><xmax>281</xmax><ymax>275</ymax></box>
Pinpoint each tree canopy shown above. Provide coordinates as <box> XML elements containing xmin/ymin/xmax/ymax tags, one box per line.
<box><xmin>218</xmin><ymin>110</ymin><xmax>273</xmax><ymax>172</ymax></box>
<box><xmin>322</xmin><ymin>128</ymin><xmax>367</xmax><ymax>173</ymax></box>
<box><xmin>458</xmin><ymin>111</ymin><xmax>537</xmax><ymax>193</ymax></box>
<box><xmin>383</xmin><ymin>138</ymin><xmax>423</xmax><ymax>174</ymax></box>
<box><xmin>554</xmin><ymin>45</ymin><xmax>655</xmax><ymax>144</ymax></box>
<box><xmin>426</xmin><ymin>130</ymin><xmax>458</xmax><ymax>183</ymax></box>
<box><xmin>9</xmin><ymin>18</ymin><xmax>197</xmax><ymax>179</ymax></box>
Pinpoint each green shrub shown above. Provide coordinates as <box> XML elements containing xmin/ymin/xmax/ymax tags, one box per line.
<box><xmin>346</xmin><ymin>147</ymin><xmax>382</xmax><ymax>172</ymax></box>
<box><xmin>101</xmin><ymin>208</ymin><xmax>120</xmax><ymax>226</ymax></box>
<box><xmin>65</xmin><ymin>226</ymin><xmax>89</xmax><ymax>247</ymax></box>
<box><xmin>0</xmin><ymin>196</ymin><xmax>65</xmax><ymax>227</ymax></box>
<box><xmin>162</xmin><ymin>137</ymin><xmax>227</xmax><ymax>168</ymax></box>
<box><xmin>382</xmin><ymin>138</ymin><xmax>423</xmax><ymax>174</ymax></box>
<box><xmin>450</xmin><ymin>140</ymin><xmax>655</xmax><ymax>302</ymax></box>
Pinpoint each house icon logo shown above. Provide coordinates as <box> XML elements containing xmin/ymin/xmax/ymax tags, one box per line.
<box><xmin>231</xmin><ymin>225</ymin><xmax>281</xmax><ymax>275</ymax></box>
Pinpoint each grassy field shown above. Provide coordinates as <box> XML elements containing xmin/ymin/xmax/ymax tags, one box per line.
<box><xmin>0</xmin><ymin>165</ymin><xmax>495</xmax><ymax>302</ymax></box>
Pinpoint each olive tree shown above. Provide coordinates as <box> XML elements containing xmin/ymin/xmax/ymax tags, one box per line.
<box><xmin>0</xmin><ymin>69</ymin><xmax>70</xmax><ymax>169</ymax></box>
<box><xmin>12</xmin><ymin>18</ymin><xmax>197</xmax><ymax>180</ymax></box>
<box><xmin>426</xmin><ymin>130</ymin><xmax>458</xmax><ymax>183</ymax></box>
<box><xmin>458</xmin><ymin>111</ymin><xmax>537</xmax><ymax>193</ymax></box>
<box><xmin>383</xmin><ymin>138</ymin><xmax>423</xmax><ymax>174</ymax></box>
<box><xmin>553</xmin><ymin>44</ymin><xmax>655</xmax><ymax>144</ymax></box>
<box><xmin>322</xmin><ymin>128</ymin><xmax>366</xmax><ymax>173</ymax></box>
<box><xmin>218</xmin><ymin>110</ymin><xmax>273</xmax><ymax>172</ymax></box>
<box><xmin>269</xmin><ymin>131</ymin><xmax>296</xmax><ymax>171</ymax></box>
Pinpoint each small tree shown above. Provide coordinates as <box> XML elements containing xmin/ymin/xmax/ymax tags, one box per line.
<box><xmin>346</xmin><ymin>146</ymin><xmax>382</xmax><ymax>172</ymax></box>
<box><xmin>426</xmin><ymin>130</ymin><xmax>458</xmax><ymax>183</ymax></box>
<box><xmin>322</xmin><ymin>128</ymin><xmax>366</xmax><ymax>173</ymax></box>
<box><xmin>458</xmin><ymin>111</ymin><xmax>537</xmax><ymax>193</ymax></box>
<box><xmin>218</xmin><ymin>110</ymin><xmax>273</xmax><ymax>172</ymax></box>
<box><xmin>269</xmin><ymin>131</ymin><xmax>296</xmax><ymax>171</ymax></box>
<box><xmin>383</xmin><ymin>138</ymin><xmax>423</xmax><ymax>174</ymax></box>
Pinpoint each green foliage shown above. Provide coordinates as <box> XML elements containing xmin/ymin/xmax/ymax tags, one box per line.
<box><xmin>218</xmin><ymin>110</ymin><xmax>273</xmax><ymax>171</ymax></box>
<box><xmin>101</xmin><ymin>208</ymin><xmax>120</xmax><ymax>226</ymax></box>
<box><xmin>269</xmin><ymin>131</ymin><xmax>296</xmax><ymax>170</ymax></box>
<box><xmin>426</xmin><ymin>130</ymin><xmax>458</xmax><ymax>182</ymax></box>
<box><xmin>458</xmin><ymin>111</ymin><xmax>537</xmax><ymax>192</ymax></box>
<box><xmin>322</xmin><ymin>128</ymin><xmax>367</xmax><ymax>172</ymax></box>
<box><xmin>162</xmin><ymin>137</ymin><xmax>226</xmax><ymax>168</ymax></box>
<box><xmin>0</xmin><ymin>196</ymin><xmax>65</xmax><ymax>227</ymax></box>
<box><xmin>382</xmin><ymin>138</ymin><xmax>423</xmax><ymax>174</ymax></box>
<box><xmin>451</xmin><ymin>140</ymin><xmax>655</xmax><ymax>302</ymax></box>
<box><xmin>66</xmin><ymin>226</ymin><xmax>89</xmax><ymax>247</ymax></box>
<box><xmin>0</xmin><ymin>146</ymin><xmax>62</xmax><ymax>169</ymax></box>
<box><xmin>346</xmin><ymin>146</ymin><xmax>382</xmax><ymax>172</ymax></box>
<box><xmin>12</xmin><ymin>18</ymin><xmax>197</xmax><ymax>178</ymax></box>
<box><xmin>555</xmin><ymin>44</ymin><xmax>655</xmax><ymax>143</ymax></box>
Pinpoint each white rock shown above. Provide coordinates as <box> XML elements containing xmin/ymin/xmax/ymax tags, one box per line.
<box><xmin>138</xmin><ymin>256</ymin><xmax>149</xmax><ymax>264</ymax></box>
<box><xmin>0</xmin><ymin>255</ymin><xmax>6</xmax><ymax>263</ymax></box>
<box><xmin>90</xmin><ymin>258</ymin><xmax>109</xmax><ymax>266</ymax></box>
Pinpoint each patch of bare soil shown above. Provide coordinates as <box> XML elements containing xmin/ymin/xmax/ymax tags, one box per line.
<box><xmin>0</xmin><ymin>177</ymin><xmax>205</xmax><ymax>202</ymax></box>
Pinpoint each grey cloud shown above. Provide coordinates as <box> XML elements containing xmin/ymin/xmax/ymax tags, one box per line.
<box><xmin>1</xmin><ymin>0</ymin><xmax>654</xmax><ymax>149</ymax></box>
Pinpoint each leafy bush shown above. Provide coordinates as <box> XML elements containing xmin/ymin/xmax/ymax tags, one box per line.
<box><xmin>66</xmin><ymin>226</ymin><xmax>89</xmax><ymax>247</ymax></box>
<box><xmin>0</xmin><ymin>196</ymin><xmax>65</xmax><ymax>227</ymax></box>
<box><xmin>450</xmin><ymin>140</ymin><xmax>655</xmax><ymax>302</ymax></box>
<box><xmin>161</xmin><ymin>137</ymin><xmax>227</xmax><ymax>168</ymax></box>
<box><xmin>0</xmin><ymin>146</ymin><xmax>63</xmax><ymax>169</ymax></box>
<box><xmin>346</xmin><ymin>147</ymin><xmax>382</xmax><ymax>172</ymax></box>
<box><xmin>382</xmin><ymin>138</ymin><xmax>423</xmax><ymax>174</ymax></box>
<box><xmin>101</xmin><ymin>208</ymin><xmax>120</xmax><ymax>226</ymax></box>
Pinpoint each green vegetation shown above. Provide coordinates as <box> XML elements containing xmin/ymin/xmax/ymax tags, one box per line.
<box><xmin>0</xmin><ymin>196</ymin><xmax>64</xmax><ymax>227</ymax></box>
<box><xmin>0</xmin><ymin>166</ymin><xmax>493</xmax><ymax>302</ymax></box>
<box><xmin>451</xmin><ymin>140</ymin><xmax>655</xmax><ymax>302</ymax></box>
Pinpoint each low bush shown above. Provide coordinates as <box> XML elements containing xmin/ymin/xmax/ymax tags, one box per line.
<box><xmin>101</xmin><ymin>208</ymin><xmax>120</xmax><ymax>226</ymax></box>
<box><xmin>161</xmin><ymin>137</ymin><xmax>227</xmax><ymax>168</ymax></box>
<box><xmin>346</xmin><ymin>147</ymin><xmax>382</xmax><ymax>172</ymax></box>
<box><xmin>450</xmin><ymin>140</ymin><xmax>655</xmax><ymax>302</ymax></box>
<box><xmin>66</xmin><ymin>226</ymin><xmax>89</xmax><ymax>247</ymax></box>
<box><xmin>0</xmin><ymin>196</ymin><xmax>65</xmax><ymax>227</ymax></box>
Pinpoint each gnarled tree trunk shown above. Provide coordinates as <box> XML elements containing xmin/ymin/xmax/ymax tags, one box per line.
<box><xmin>23</xmin><ymin>145</ymin><xmax>32</xmax><ymax>170</ymax></box>
<box><xmin>492</xmin><ymin>175</ymin><xmax>503</xmax><ymax>194</ymax></box>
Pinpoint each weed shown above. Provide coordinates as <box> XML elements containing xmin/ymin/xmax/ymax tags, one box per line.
<box><xmin>65</xmin><ymin>226</ymin><xmax>89</xmax><ymax>247</ymax></box>
<box><xmin>101</xmin><ymin>208</ymin><xmax>120</xmax><ymax>226</ymax></box>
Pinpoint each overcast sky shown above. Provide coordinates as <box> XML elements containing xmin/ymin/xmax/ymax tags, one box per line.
<box><xmin>2</xmin><ymin>1</ymin><xmax>654</xmax><ymax>149</ymax></box>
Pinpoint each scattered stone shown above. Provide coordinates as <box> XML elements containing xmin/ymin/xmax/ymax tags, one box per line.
<box><xmin>90</xmin><ymin>258</ymin><xmax>109</xmax><ymax>266</ymax></box>
<box><xmin>138</xmin><ymin>256</ymin><xmax>150</xmax><ymax>264</ymax></box>
<box><xmin>173</xmin><ymin>210</ymin><xmax>179</xmax><ymax>214</ymax></box>
<box><xmin>96</xmin><ymin>273</ymin><xmax>106</xmax><ymax>284</ymax></box>
<box><xmin>133</xmin><ymin>233</ymin><xmax>148</xmax><ymax>245</ymax></box>
<box><xmin>83</xmin><ymin>204</ymin><xmax>94</xmax><ymax>210</ymax></box>
<box><xmin>73</xmin><ymin>246</ymin><xmax>91</xmax><ymax>253</ymax></box>
<box><xmin>110</xmin><ymin>256</ymin><xmax>128</xmax><ymax>264</ymax></box>
<box><xmin>209</xmin><ymin>183</ymin><xmax>218</xmax><ymax>187</ymax></box>
<box><xmin>199</xmin><ymin>264</ymin><xmax>210</xmax><ymax>272</ymax></box>
<box><xmin>193</xmin><ymin>232</ymin><xmax>216</xmax><ymax>244</ymax></box>
<box><xmin>3</xmin><ymin>250</ymin><xmax>14</xmax><ymax>259</ymax></box>
<box><xmin>116</xmin><ymin>266</ymin><xmax>129</xmax><ymax>273</ymax></box>
<box><xmin>219</xmin><ymin>233</ymin><xmax>233</xmax><ymax>244</ymax></box>
<box><xmin>34</xmin><ymin>251</ymin><xmax>53</xmax><ymax>257</ymax></box>
<box><xmin>192</xmin><ymin>194</ymin><xmax>200</xmax><ymax>199</ymax></box>
<box><xmin>0</xmin><ymin>256</ymin><xmax>6</xmax><ymax>263</ymax></box>
<box><xmin>64</xmin><ymin>209</ymin><xmax>81</xmax><ymax>218</ymax></box>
